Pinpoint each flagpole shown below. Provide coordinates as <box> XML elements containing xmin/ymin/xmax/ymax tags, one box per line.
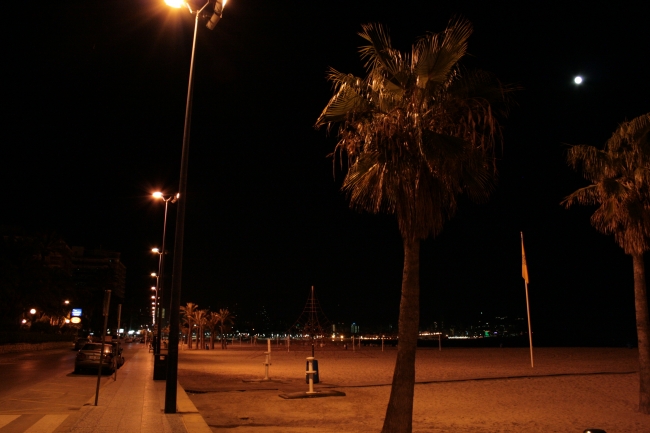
<box><xmin>521</xmin><ymin>231</ymin><xmax>534</xmax><ymax>368</ymax></box>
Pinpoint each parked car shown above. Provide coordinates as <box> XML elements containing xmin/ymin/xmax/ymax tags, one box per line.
<box><xmin>74</xmin><ymin>343</ymin><xmax>119</xmax><ymax>373</ymax></box>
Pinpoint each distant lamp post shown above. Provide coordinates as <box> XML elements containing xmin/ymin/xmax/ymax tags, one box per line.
<box><xmin>150</xmin><ymin>276</ymin><xmax>159</xmax><ymax>329</ymax></box>
<box><xmin>152</xmin><ymin>192</ymin><xmax>177</xmax><ymax>356</ymax></box>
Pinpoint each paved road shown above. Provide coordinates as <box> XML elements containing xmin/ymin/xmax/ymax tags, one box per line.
<box><xmin>0</xmin><ymin>344</ymin><xmax>139</xmax><ymax>432</ymax></box>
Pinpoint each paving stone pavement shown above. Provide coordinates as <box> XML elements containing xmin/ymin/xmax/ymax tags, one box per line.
<box><xmin>35</xmin><ymin>346</ymin><xmax>212</xmax><ymax>433</ymax></box>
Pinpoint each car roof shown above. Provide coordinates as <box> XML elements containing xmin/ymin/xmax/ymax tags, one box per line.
<box><xmin>81</xmin><ymin>343</ymin><xmax>112</xmax><ymax>351</ymax></box>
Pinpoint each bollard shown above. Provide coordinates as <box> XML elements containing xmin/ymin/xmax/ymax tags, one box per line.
<box><xmin>262</xmin><ymin>338</ymin><xmax>272</xmax><ymax>380</ymax></box>
<box><xmin>306</xmin><ymin>356</ymin><xmax>317</xmax><ymax>394</ymax></box>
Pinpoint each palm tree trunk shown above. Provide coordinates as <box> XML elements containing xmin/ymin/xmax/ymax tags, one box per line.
<box><xmin>382</xmin><ymin>237</ymin><xmax>420</xmax><ymax>433</ymax></box>
<box><xmin>188</xmin><ymin>320</ymin><xmax>193</xmax><ymax>349</ymax></box>
<box><xmin>633</xmin><ymin>253</ymin><xmax>650</xmax><ymax>413</ymax></box>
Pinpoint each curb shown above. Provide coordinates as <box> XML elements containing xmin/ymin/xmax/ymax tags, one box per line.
<box><xmin>178</xmin><ymin>383</ymin><xmax>212</xmax><ymax>433</ymax></box>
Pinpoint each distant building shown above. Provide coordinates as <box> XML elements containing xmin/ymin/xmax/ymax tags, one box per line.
<box><xmin>351</xmin><ymin>322</ymin><xmax>360</xmax><ymax>334</ymax></box>
<box><xmin>71</xmin><ymin>247</ymin><xmax>126</xmax><ymax>299</ymax></box>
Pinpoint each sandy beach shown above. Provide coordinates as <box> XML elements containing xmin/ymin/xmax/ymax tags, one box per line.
<box><xmin>178</xmin><ymin>344</ymin><xmax>648</xmax><ymax>432</ymax></box>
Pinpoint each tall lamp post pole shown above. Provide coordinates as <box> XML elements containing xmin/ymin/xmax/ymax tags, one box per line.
<box><xmin>163</xmin><ymin>0</ymin><xmax>228</xmax><ymax>414</ymax></box>
<box><xmin>152</xmin><ymin>192</ymin><xmax>177</xmax><ymax>355</ymax></box>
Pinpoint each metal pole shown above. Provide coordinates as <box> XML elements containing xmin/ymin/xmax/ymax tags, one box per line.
<box><xmin>155</xmin><ymin>198</ymin><xmax>169</xmax><ymax>355</ymax></box>
<box><xmin>165</xmin><ymin>2</ymin><xmax>208</xmax><ymax>413</ymax></box>
<box><xmin>521</xmin><ymin>231</ymin><xmax>534</xmax><ymax>368</ymax></box>
<box><xmin>94</xmin><ymin>290</ymin><xmax>111</xmax><ymax>406</ymax></box>
<box><xmin>525</xmin><ymin>280</ymin><xmax>534</xmax><ymax>368</ymax></box>
<box><xmin>114</xmin><ymin>304</ymin><xmax>122</xmax><ymax>381</ymax></box>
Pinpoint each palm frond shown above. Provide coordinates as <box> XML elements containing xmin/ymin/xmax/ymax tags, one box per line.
<box><xmin>358</xmin><ymin>23</ymin><xmax>409</xmax><ymax>89</ymax></box>
<box><xmin>414</xmin><ymin>17</ymin><xmax>472</xmax><ymax>90</ymax></box>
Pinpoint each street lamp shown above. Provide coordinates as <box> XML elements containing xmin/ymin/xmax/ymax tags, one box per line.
<box><xmin>164</xmin><ymin>0</ymin><xmax>229</xmax><ymax>414</ymax></box>
<box><xmin>152</xmin><ymin>191</ymin><xmax>177</xmax><ymax>355</ymax></box>
<box><xmin>151</xmin><ymin>285</ymin><xmax>158</xmax><ymax>325</ymax></box>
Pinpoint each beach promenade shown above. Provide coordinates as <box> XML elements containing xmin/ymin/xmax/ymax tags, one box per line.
<box><xmin>45</xmin><ymin>345</ymin><xmax>211</xmax><ymax>433</ymax></box>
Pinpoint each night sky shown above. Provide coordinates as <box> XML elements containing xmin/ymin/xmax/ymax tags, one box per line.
<box><xmin>4</xmin><ymin>0</ymin><xmax>649</xmax><ymax>342</ymax></box>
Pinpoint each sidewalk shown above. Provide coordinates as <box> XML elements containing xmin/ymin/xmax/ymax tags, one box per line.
<box><xmin>55</xmin><ymin>345</ymin><xmax>211</xmax><ymax>433</ymax></box>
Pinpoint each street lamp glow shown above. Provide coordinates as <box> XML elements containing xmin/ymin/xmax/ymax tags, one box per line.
<box><xmin>151</xmin><ymin>286</ymin><xmax>156</xmax><ymax>290</ymax></box>
<box><xmin>64</xmin><ymin>300</ymin><xmax>70</xmax><ymax>305</ymax></box>
<box><xmin>164</xmin><ymin>0</ymin><xmax>184</xmax><ymax>8</ymax></box>
<box><xmin>152</xmin><ymin>248</ymin><xmax>160</xmax><ymax>253</ymax></box>
<box><xmin>153</xmin><ymin>191</ymin><xmax>163</xmax><ymax>199</ymax></box>
<box><xmin>151</xmin><ymin>295</ymin><xmax>156</xmax><ymax>299</ymax></box>
<box><xmin>151</xmin><ymin>272</ymin><xmax>157</xmax><ymax>277</ymax></box>
<box><xmin>29</xmin><ymin>309</ymin><xmax>36</xmax><ymax>315</ymax></box>
<box><xmin>574</xmin><ymin>76</ymin><xmax>583</xmax><ymax>84</ymax></box>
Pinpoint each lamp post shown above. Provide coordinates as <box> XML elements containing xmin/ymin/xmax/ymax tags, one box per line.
<box><xmin>163</xmin><ymin>0</ymin><xmax>229</xmax><ymax>414</ymax></box>
<box><xmin>151</xmin><ymin>285</ymin><xmax>158</xmax><ymax>326</ymax></box>
<box><xmin>152</xmin><ymin>191</ymin><xmax>177</xmax><ymax>355</ymax></box>
<box><xmin>152</xmin><ymin>261</ymin><xmax>163</xmax><ymax>353</ymax></box>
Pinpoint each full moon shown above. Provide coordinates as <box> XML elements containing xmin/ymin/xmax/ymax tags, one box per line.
<box><xmin>574</xmin><ymin>76</ymin><xmax>583</xmax><ymax>84</ymax></box>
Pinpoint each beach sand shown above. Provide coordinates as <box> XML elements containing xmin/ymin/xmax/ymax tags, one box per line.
<box><xmin>178</xmin><ymin>344</ymin><xmax>649</xmax><ymax>432</ymax></box>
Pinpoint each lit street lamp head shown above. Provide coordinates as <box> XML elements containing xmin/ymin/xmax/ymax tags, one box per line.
<box><xmin>152</xmin><ymin>248</ymin><xmax>160</xmax><ymax>253</ymax></box>
<box><xmin>164</xmin><ymin>0</ymin><xmax>184</xmax><ymax>8</ymax></box>
<box><xmin>206</xmin><ymin>0</ymin><xmax>227</xmax><ymax>30</ymax></box>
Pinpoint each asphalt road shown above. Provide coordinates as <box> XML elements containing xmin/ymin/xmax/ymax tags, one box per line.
<box><xmin>0</xmin><ymin>344</ymin><xmax>137</xmax><ymax>415</ymax></box>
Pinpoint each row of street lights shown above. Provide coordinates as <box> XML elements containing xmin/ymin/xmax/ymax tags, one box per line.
<box><xmin>151</xmin><ymin>0</ymin><xmax>230</xmax><ymax>414</ymax></box>
<box><xmin>149</xmin><ymin>192</ymin><xmax>177</xmax><ymax>354</ymax></box>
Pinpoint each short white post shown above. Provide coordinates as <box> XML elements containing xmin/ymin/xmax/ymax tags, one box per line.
<box><xmin>306</xmin><ymin>356</ymin><xmax>317</xmax><ymax>394</ymax></box>
<box><xmin>352</xmin><ymin>336</ymin><xmax>355</xmax><ymax>352</ymax></box>
<box><xmin>287</xmin><ymin>335</ymin><xmax>290</xmax><ymax>352</ymax></box>
<box><xmin>263</xmin><ymin>338</ymin><xmax>271</xmax><ymax>380</ymax></box>
<box><xmin>382</xmin><ymin>336</ymin><xmax>384</xmax><ymax>352</ymax></box>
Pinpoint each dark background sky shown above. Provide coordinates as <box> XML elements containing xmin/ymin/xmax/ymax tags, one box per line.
<box><xmin>3</xmin><ymin>0</ymin><xmax>649</xmax><ymax>342</ymax></box>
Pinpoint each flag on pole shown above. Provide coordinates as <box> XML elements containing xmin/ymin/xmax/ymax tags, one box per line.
<box><xmin>521</xmin><ymin>232</ymin><xmax>529</xmax><ymax>283</ymax></box>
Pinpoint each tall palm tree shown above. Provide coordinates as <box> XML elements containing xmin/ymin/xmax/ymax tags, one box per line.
<box><xmin>316</xmin><ymin>19</ymin><xmax>513</xmax><ymax>433</ymax></box>
<box><xmin>316</xmin><ymin>19</ymin><xmax>514</xmax><ymax>433</ymax></box>
<box><xmin>562</xmin><ymin>112</ymin><xmax>650</xmax><ymax>413</ymax></box>
<box><xmin>193</xmin><ymin>309</ymin><xmax>207</xmax><ymax>350</ymax></box>
<box><xmin>206</xmin><ymin>311</ymin><xmax>220</xmax><ymax>349</ymax></box>
<box><xmin>180</xmin><ymin>302</ymin><xmax>198</xmax><ymax>349</ymax></box>
<box><xmin>217</xmin><ymin>308</ymin><xmax>234</xmax><ymax>349</ymax></box>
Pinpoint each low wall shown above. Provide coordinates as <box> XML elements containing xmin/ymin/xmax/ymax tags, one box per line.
<box><xmin>0</xmin><ymin>341</ymin><xmax>72</xmax><ymax>354</ymax></box>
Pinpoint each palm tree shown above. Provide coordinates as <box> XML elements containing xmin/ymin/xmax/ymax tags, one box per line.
<box><xmin>316</xmin><ymin>20</ymin><xmax>513</xmax><ymax>433</ymax></box>
<box><xmin>180</xmin><ymin>302</ymin><xmax>198</xmax><ymax>349</ymax></box>
<box><xmin>206</xmin><ymin>311</ymin><xmax>220</xmax><ymax>349</ymax></box>
<box><xmin>193</xmin><ymin>309</ymin><xmax>207</xmax><ymax>350</ymax></box>
<box><xmin>562</xmin><ymin>112</ymin><xmax>650</xmax><ymax>413</ymax></box>
<box><xmin>217</xmin><ymin>308</ymin><xmax>234</xmax><ymax>349</ymax></box>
